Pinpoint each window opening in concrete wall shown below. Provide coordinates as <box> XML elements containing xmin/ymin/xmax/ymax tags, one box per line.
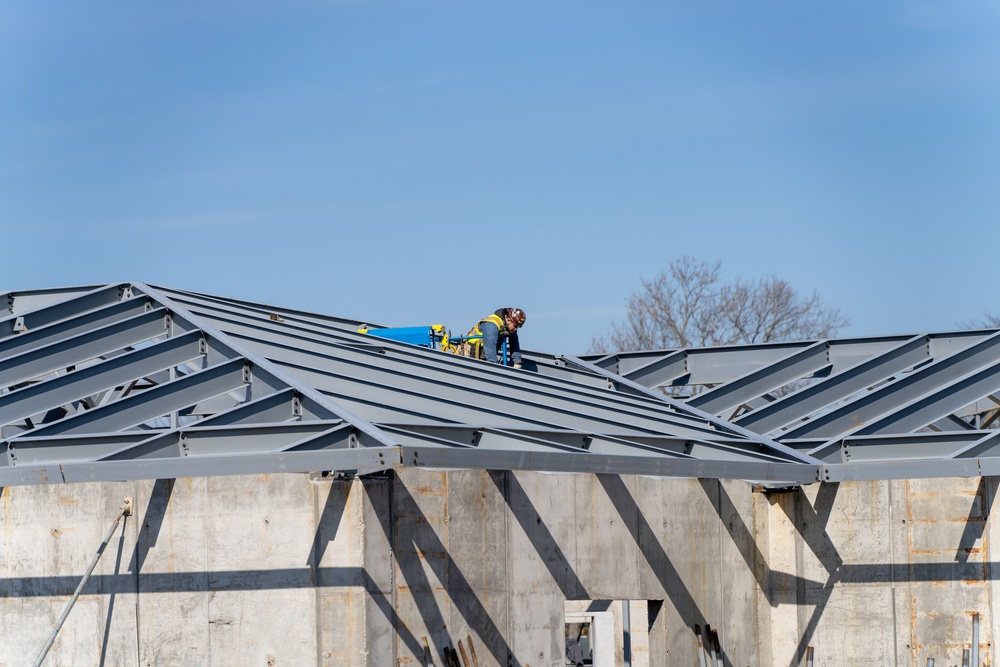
<box><xmin>565</xmin><ymin>600</ymin><xmax>652</xmax><ymax>667</ymax></box>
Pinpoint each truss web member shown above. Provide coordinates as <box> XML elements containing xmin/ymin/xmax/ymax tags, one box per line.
<box><xmin>467</xmin><ymin>307</ymin><xmax>526</xmax><ymax>368</ymax></box>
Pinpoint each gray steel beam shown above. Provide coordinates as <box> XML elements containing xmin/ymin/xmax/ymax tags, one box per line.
<box><xmin>3</xmin><ymin>285</ymin><xmax>109</xmax><ymax>315</ymax></box>
<box><xmin>840</xmin><ymin>434</ymin><xmax>973</xmax><ymax>463</ymax></box>
<box><xmin>401</xmin><ymin>445</ymin><xmax>821</xmax><ymax>482</ymax></box>
<box><xmin>0</xmin><ymin>284</ymin><xmax>130</xmax><ymax>340</ymax></box>
<box><xmin>224</xmin><ymin>330</ymin><xmax>726</xmax><ymax>438</ymax></box>
<box><xmin>585</xmin><ymin>334</ymin><xmax>946</xmax><ymax>385</ymax></box>
<box><xmin>8</xmin><ymin>358</ymin><xmax>249</xmax><ymax>438</ymax></box>
<box><xmin>788</xmin><ymin>431</ymin><xmax>987</xmax><ymax>464</ymax></box>
<box><xmin>687</xmin><ymin>342</ymin><xmax>830</xmax><ymax>415</ymax></box>
<box><xmin>0</xmin><ymin>309</ymin><xmax>171</xmax><ymax>389</ymax></box>
<box><xmin>153</xmin><ymin>285</ymin><xmax>373</xmax><ymax>334</ymax></box>
<box><xmin>4</xmin><ymin>432</ymin><xmax>151</xmax><ymax>467</ymax></box>
<box><xmin>0</xmin><ymin>331</ymin><xmax>205</xmax><ymax>429</ymax></box>
<box><xmin>841</xmin><ymin>359</ymin><xmax>1000</xmax><ymax>437</ymax></box>
<box><xmin>168</xmin><ymin>304</ymin><xmax>716</xmax><ymax>431</ymax></box>
<box><xmin>0</xmin><ymin>297</ymin><xmax>151</xmax><ymax>362</ymax></box>
<box><xmin>684</xmin><ymin>344</ymin><xmax>812</xmax><ymax>386</ymax></box>
<box><xmin>560</xmin><ymin>355</ymin><xmax>822</xmax><ymax>464</ymax></box>
<box><xmin>0</xmin><ymin>447</ymin><xmax>397</xmax><ymax>486</ymax></box>
<box><xmin>821</xmin><ymin>459</ymin><xmax>985</xmax><ymax>483</ymax></box>
<box><xmin>950</xmin><ymin>431</ymin><xmax>1000</xmax><ymax>459</ymax></box>
<box><xmin>97</xmin><ymin>390</ymin><xmax>336</xmax><ymax>461</ymax></box>
<box><xmin>164</xmin><ymin>292</ymin><xmax>624</xmax><ymax>395</ymax></box>
<box><xmin>621</xmin><ymin>351</ymin><xmax>688</xmax><ymax>387</ymax></box>
<box><xmin>133</xmin><ymin>283</ymin><xmax>403</xmax><ymax>450</ymax></box>
<box><xmin>186</xmin><ymin>421</ymin><xmax>352</xmax><ymax>456</ymax></box>
<box><xmin>380</xmin><ymin>423</ymin><xmax>788</xmax><ymax>462</ymax></box>
<box><xmin>279</xmin><ymin>358</ymin><xmax>729</xmax><ymax>442</ymax></box>
<box><xmin>788</xmin><ymin>332</ymin><xmax>1000</xmax><ymax>440</ymax></box>
<box><xmin>735</xmin><ymin>335</ymin><xmax>931</xmax><ymax>435</ymax></box>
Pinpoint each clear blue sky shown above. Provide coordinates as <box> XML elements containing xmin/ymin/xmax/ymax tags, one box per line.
<box><xmin>2</xmin><ymin>1</ymin><xmax>998</xmax><ymax>354</ymax></box>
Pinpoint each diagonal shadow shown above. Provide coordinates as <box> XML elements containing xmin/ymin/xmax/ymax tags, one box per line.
<box><xmin>306</xmin><ymin>479</ymin><xmax>349</xmax><ymax>569</ymax></box>
<box><xmin>360</xmin><ymin>476</ymin><xmax>438</xmax><ymax>662</ymax></box>
<box><xmin>389</xmin><ymin>473</ymin><xmax>518</xmax><ymax>667</ymax></box>
<box><xmin>598</xmin><ymin>475</ymin><xmax>708</xmax><ymax>629</ymax></box>
<box><xmin>496</xmin><ymin>471</ymin><xmax>589</xmax><ymax>600</ymax></box>
<box><xmin>99</xmin><ymin>515</ymin><xmax>130</xmax><ymax>667</ymax></box>
<box><xmin>129</xmin><ymin>479</ymin><xmax>173</xmax><ymax>576</ymax></box>
<box><xmin>772</xmin><ymin>484</ymin><xmax>843</xmax><ymax>667</ymax></box>
<box><xmin>956</xmin><ymin>477</ymin><xmax>993</xmax><ymax>564</ymax></box>
<box><xmin>710</xmin><ymin>481</ymin><xmax>844</xmax><ymax>607</ymax></box>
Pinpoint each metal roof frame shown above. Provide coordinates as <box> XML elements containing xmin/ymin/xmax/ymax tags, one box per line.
<box><xmin>1</xmin><ymin>283</ymin><xmax>998</xmax><ymax>486</ymax></box>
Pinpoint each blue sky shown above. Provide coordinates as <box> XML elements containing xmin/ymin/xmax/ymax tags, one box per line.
<box><xmin>2</xmin><ymin>1</ymin><xmax>998</xmax><ymax>355</ymax></box>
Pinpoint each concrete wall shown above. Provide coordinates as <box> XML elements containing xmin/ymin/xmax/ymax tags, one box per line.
<box><xmin>755</xmin><ymin>477</ymin><xmax>997</xmax><ymax>667</ymax></box>
<box><xmin>1</xmin><ymin>469</ymin><xmax>995</xmax><ymax>666</ymax></box>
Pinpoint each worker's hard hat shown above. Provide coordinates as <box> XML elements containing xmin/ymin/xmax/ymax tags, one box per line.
<box><xmin>508</xmin><ymin>308</ymin><xmax>526</xmax><ymax>327</ymax></box>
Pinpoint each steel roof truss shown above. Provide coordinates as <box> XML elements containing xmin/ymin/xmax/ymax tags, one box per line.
<box><xmin>788</xmin><ymin>331</ymin><xmax>1000</xmax><ymax>440</ymax></box>
<box><xmin>687</xmin><ymin>341</ymin><xmax>831</xmax><ymax>416</ymax></box>
<box><xmin>9</xmin><ymin>357</ymin><xmax>251</xmax><ymax>438</ymax></box>
<box><xmin>0</xmin><ymin>284</ymin><xmax>130</xmax><ymax>339</ymax></box>
<box><xmin>0</xmin><ymin>308</ymin><xmax>172</xmax><ymax>389</ymax></box>
<box><xmin>734</xmin><ymin>335</ymin><xmax>931</xmax><ymax>435</ymax></box>
<box><xmin>0</xmin><ymin>330</ymin><xmax>206</xmax><ymax>430</ymax></box>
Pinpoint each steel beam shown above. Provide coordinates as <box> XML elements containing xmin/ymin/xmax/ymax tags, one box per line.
<box><xmin>134</xmin><ymin>282</ymin><xmax>403</xmax><ymax>450</ymax></box>
<box><xmin>0</xmin><ymin>309</ymin><xmax>171</xmax><ymax>389</ymax></box>
<box><xmin>840</xmin><ymin>359</ymin><xmax>1000</xmax><ymax>437</ymax></box>
<box><xmin>0</xmin><ymin>331</ymin><xmax>205</xmax><ymax>429</ymax></box>
<box><xmin>687</xmin><ymin>341</ymin><xmax>830</xmax><ymax>415</ymax></box>
<box><xmin>8</xmin><ymin>358</ymin><xmax>249</xmax><ymax>438</ymax></box>
<box><xmin>226</xmin><ymin>332</ymin><xmax>726</xmax><ymax>438</ymax></box>
<box><xmin>560</xmin><ymin>355</ymin><xmax>821</xmax><ymax>464</ymax></box>
<box><xmin>789</xmin><ymin>332</ymin><xmax>1000</xmax><ymax>440</ymax></box>
<box><xmin>401</xmin><ymin>445</ymin><xmax>820</xmax><ymax>482</ymax></box>
<box><xmin>621</xmin><ymin>351</ymin><xmax>688</xmax><ymax>387</ymax></box>
<box><xmin>0</xmin><ymin>297</ymin><xmax>152</xmax><ymax>363</ymax></box>
<box><xmin>735</xmin><ymin>335</ymin><xmax>931</xmax><ymax>435</ymax></box>
<box><xmin>0</xmin><ymin>446</ymin><xmax>397</xmax><ymax>486</ymax></box>
<box><xmin>0</xmin><ymin>284</ymin><xmax>131</xmax><ymax>340</ymax></box>
<box><xmin>180</xmin><ymin>310</ymin><xmax>716</xmax><ymax>431</ymax></box>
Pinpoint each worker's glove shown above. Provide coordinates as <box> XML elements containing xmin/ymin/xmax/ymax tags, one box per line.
<box><xmin>513</xmin><ymin>364</ymin><xmax>522</xmax><ymax>369</ymax></box>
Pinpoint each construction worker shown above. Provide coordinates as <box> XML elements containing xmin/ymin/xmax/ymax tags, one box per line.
<box><xmin>467</xmin><ymin>307</ymin><xmax>526</xmax><ymax>368</ymax></box>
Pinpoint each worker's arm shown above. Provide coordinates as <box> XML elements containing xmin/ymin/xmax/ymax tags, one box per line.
<box><xmin>481</xmin><ymin>320</ymin><xmax>501</xmax><ymax>363</ymax></box>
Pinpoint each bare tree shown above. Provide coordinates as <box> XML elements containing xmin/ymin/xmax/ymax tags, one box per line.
<box><xmin>591</xmin><ymin>256</ymin><xmax>850</xmax><ymax>353</ymax></box>
<box><xmin>967</xmin><ymin>312</ymin><xmax>1000</xmax><ymax>328</ymax></box>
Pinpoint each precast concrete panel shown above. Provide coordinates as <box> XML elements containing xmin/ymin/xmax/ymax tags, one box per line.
<box><xmin>902</xmin><ymin>477</ymin><xmax>993</xmax><ymax>666</ymax></box>
<box><xmin>8</xmin><ymin>468</ymin><xmax>1000</xmax><ymax>667</ymax></box>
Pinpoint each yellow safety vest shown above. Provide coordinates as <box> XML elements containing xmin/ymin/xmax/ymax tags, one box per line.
<box><xmin>467</xmin><ymin>314</ymin><xmax>505</xmax><ymax>360</ymax></box>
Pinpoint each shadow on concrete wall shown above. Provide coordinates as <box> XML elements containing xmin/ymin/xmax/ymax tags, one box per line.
<box><xmin>99</xmin><ymin>513</ymin><xmax>131</xmax><ymax>667</ymax></box>
<box><xmin>957</xmin><ymin>477</ymin><xmax>993</xmax><ymax>565</ymax></box>
<box><xmin>7</xmin><ymin>474</ymin><xmax>1000</xmax><ymax>667</ymax></box>
<box><xmin>499</xmin><ymin>471</ymin><xmax>589</xmax><ymax>600</ymax></box>
<box><xmin>598</xmin><ymin>475</ymin><xmax>709</xmax><ymax>629</ymax></box>
<box><xmin>371</xmin><ymin>473</ymin><xmax>517</xmax><ymax>667</ymax></box>
<box><xmin>771</xmin><ymin>482</ymin><xmax>843</xmax><ymax>667</ymax></box>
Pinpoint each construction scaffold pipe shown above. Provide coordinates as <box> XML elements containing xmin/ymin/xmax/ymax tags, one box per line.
<box><xmin>33</xmin><ymin>496</ymin><xmax>133</xmax><ymax>667</ymax></box>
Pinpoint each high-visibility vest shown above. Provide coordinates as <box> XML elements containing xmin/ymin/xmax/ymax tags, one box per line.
<box><xmin>467</xmin><ymin>313</ymin><xmax>505</xmax><ymax>360</ymax></box>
